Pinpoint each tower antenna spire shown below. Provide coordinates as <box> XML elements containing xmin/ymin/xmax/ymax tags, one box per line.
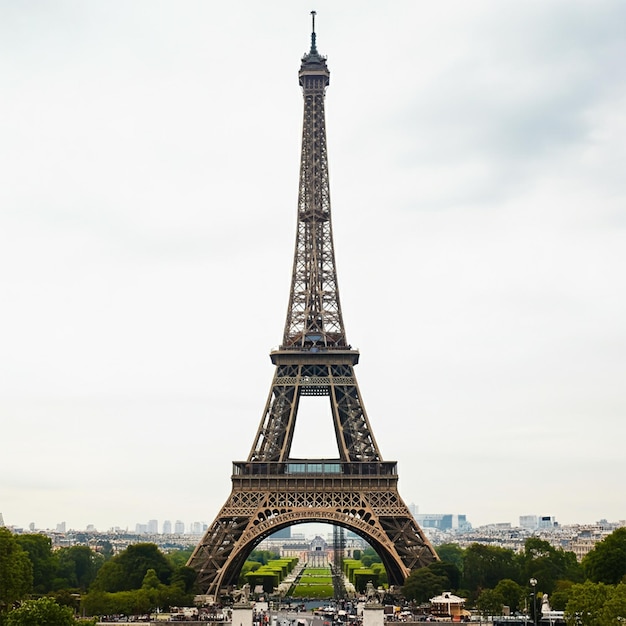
<box><xmin>310</xmin><ymin>10</ymin><xmax>318</xmax><ymax>54</ymax></box>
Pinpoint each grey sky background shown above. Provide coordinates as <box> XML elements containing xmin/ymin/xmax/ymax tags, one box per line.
<box><xmin>1</xmin><ymin>1</ymin><xmax>625</xmax><ymax>532</ymax></box>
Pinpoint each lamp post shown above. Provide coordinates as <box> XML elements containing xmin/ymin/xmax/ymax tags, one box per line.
<box><xmin>529</xmin><ymin>578</ymin><xmax>538</xmax><ymax>626</ymax></box>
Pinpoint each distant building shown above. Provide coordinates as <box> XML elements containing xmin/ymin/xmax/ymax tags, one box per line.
<box><xmin>147</xmin><ymin>519</ymin><xmax>158</xmax><ymax>534</ymax></box>
<box><xmin>519</xmin><ymin>515</ymin><xmax>538</xmax><ymax>529</ymax></box>
<box><xmin>162</xmin><ymin>520</ymin><xmax>172</xmax><ymax>534</ymax></box>
<box><xmin>174</xmin><ymin>520</ymin><xmax>185</xmax><ymax>534</ymax></box>
<box><xmin>280</xmin><ymin>541</ymin><xmax>309</xmax><ymax>559</ymax></box>
<box><xmin>56</xmin><ymin>522</ymin><xmax>66</xmax><ymax>533</ymax></box>
<box><xmin>270</xmin><ymin>527</ymin><xmax>291</xmax><ymax>539</ymax></box>
<box><xmin>190</xmin><ymin>522</ymin><xmax>206</xmax><ymax>535</ymax></box>
<box><xmin>430</xmin><ymin>592</ymin><xmax>468</xmax><ymax>620</ymax></box>
<box><xmin>538</xmin><ymin>515</ymin><xmax>557</xmax><ymax>529</ymax></box>
<box><xmin>308</xmin><ymin>535</ymin><xmax>329</xmax><ymax>567</ymax></box>
<box><xmin>570</xmin><ymin>535</ymin><xmax>599</xmax><ymax>561</ymax></box>
<box><xmin>414</xmin><ymin>513</ymin><xmax>470</xmax><ymax>531</ymax></box>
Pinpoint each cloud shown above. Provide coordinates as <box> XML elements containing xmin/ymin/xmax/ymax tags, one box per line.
<box><xmin>1</xmin><ymin>0</ymin><xmax>625</xmax><ymax>530</ymax></box>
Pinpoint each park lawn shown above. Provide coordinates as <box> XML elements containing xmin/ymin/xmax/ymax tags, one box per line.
<box><xmin>293</xmin><ymin>566</ymin><xmax>334</xmax><ymax>597</ymax></box>
<box><xmin>292</xmin><ymin>583</ymin><xmax>334</xmax><ymax>598</ymax></box>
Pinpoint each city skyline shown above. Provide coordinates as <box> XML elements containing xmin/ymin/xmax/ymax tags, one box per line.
<box><xmin>3</xmin><ymin>510</ymin><xmax>623</xmax><ymax>537</ymax></box>
<box><xmin>1</xmin><ymin>2</ymin><xmax>625</xmax><ymax>533</ymax></box>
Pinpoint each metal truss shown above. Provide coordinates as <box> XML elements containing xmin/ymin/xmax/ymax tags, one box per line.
<box><xmin>248</xmin><ymin>356</ymin><xmax>381</xmax><ymax>463</ymax></box>
<box><xmin>282</xmin><ymin>26</ymin><xmax>345</xmax><ymax>350</ymax></box>
<box><xmin>187</xmin><ymin>469</ymin><xmax>437</xmax><ymax>598</ymax></box>
<box><xmin>188</xmin><ymin>19</ymin><xmax>438</xmax><ymax>599</ymax></box>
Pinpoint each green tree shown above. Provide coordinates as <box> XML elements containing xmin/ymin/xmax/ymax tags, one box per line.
<box><xmin>582</xmin><ymin>527</ymin><xmax>626</xmax><ymax>585</ymax></box>
<box><xmin>171</xmin><ymin>566</ymin><xmax>197</xmax><ymax>594</ymax></box>
<box><xmin>402</xmin><ymin>569</ymin><xmax>447</xmax><ymax>603</ymax></box>
<box><xmin>428</xmin><ymin>561</ymin><xmax>461</xmax><ymax>590</ymax></box>
<box><xmin>110</xmin><ymin>590</ymin><xmax>151</xmax><ymax>616</ymax></box>
<box><xmin>81</xmin><ymin>590</ymin><xmax>113</xmax><ymax>617</ymax></box>
<box><xmin>564</xmin><ymin>580</ymin><xmax>611</xmax><ymax>626</ymax></box>
<box><xmin>462</xmin><ymin>544</ymin><xmax>519</xmax><ymax>597</ymax></box>
<box><xmin>247</xmin><ymin>550</ymin><xmax>279</xmax><ymax>566</ymax></box>
<box><xmin>353</xmin><ymin>569</ymin><xmax>378</xmax><ymax>593</ymax></box>
<box><xmin>599</xmin><ymin>582</ymin><xmax>626</xmax><ymax>625</ymax></box>
<box><xmin>165</xmin><ymin>548</ymin><xmax>193</xmax><ymax>569</ymax></box>
<box><xmin>239</xmin><ymin>561</ymin><xmax>261</xmax><ymax>585</ymax></box>
<box><xmin>6</xmin><ymin>597</ymin><xmax>90</xmax><ymax>626</ymax></box>
<box><xmin>142</xmin><ymin>569</ymin><xmax>161</xmax><ymax>590</ymax></box>
<box><xmin>84</xmin><ymin>565</ymin><xmax>195</xmax><ymax>616</ymax></box>
<box><xmin>51</xmin><ymin>590</ymin><xmax>81</xmax><ymax>614</ymax></box>
<box><xmin>436</xmin><ymin>544</ymin><xmax>464</xmax><ymax>575</ymax></box>
<box><xmin>358</xmin><ymin>548</ymin><xmax>382</xmax><ymax>569</ymax></box>
<box><xmin>494</xmin><ymin>579</ymin><xmax>524</xmax><ymax>614</ymax></box>
<box><xmin>475</xmin><ymin>588</ymin><xmax>504</xmax><ymax>617</ymax></box>
<box><xmin>54</xmin><ymin>546</ymin><xmax>103</xmax><ymax>591</ymax></box>
<box><xmin>95</xmin><ymin>541</ymin><xmax>114</xmax><ymax>560</ymax></box>
<box><xmin>82</xmin><ymin>589</ymin><xmax>151</xmax><ymax>617</ymax></box>
<box><xmin>91</xmin><ymin>544</ymin><xmax>173</xmax><ymax>592</ymax></box>
<box><xmin>140</xmin><ymin>569</ymin><xmax>162</xmax><ymax>615</ymax></box>
<box><xmin>0</xmin><ymin>528</ymin><xmax>33</xmax><ymax>612</ymax></box>
<box><xmin>142</xmin><ymin>565</ymin><xmax>196</xmax><ymax>613</ymax></box>
<box><xmin>550</xmin><ymin>580</ymin><xmax>575</xmax><ymax>611</ymax></box>
<box><xmin>520</xmin><ymin>537</ymin><xmax>581</xmax><ymax>594</ymax></box>
<box><xmin>14</xmin><ymin>535</ymin><xmax>56</xmax><ymax>594</ymax></box>
<box><xmin>90</xmin><ymin>560</ymin><xmax>124</xmax><ymax>593</ymax></box>
<box><xmin>160</xmin><ymin>575</ymin><xmax>195</xmax><ymax>611</ymax></box>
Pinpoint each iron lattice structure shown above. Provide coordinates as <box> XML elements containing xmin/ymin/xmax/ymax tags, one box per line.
<box><xmin>332</xmin><ymin>525</ymin><xmax>347</xmax><ymax>600</ymax></box>
<box><xmin>188</xmin><ymin>16</ymin><xmax>438</xmax><ymax>598</ymax></box>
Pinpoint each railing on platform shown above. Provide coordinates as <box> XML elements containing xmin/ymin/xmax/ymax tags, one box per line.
<box><xmin>232</xmin><ymin>460</ymin><xmax>398</xmax><ymax>478</ymax></box>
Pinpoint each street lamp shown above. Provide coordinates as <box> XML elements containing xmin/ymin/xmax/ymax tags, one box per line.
<box><xmin>529</xmin><ymin>578</ymin><xmax>538</xmax><ymax>626</ymax></box>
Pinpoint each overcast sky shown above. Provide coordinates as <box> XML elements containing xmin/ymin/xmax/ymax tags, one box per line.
<box><xmin>1</xmin><ymin>1</ymin><xmax>625</xmax><ymax>534</ymax></box>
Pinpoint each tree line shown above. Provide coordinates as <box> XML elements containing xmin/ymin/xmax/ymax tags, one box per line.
<box><xmin>2</xmin><ymin>526</ymin><xmax>625</xmax><ymax>625</ymax></box>
<box><xmin>401</xmin><ymin>528</ymin><xmax>626</xmax><ymax>625</ymax></box>
<box><xmin>0</xmin><ymin>528</ymin><xmax>196</xmax><ymax>625</ymax></box>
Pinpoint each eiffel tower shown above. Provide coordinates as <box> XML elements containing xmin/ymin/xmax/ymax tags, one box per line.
<box><xmin>188</xmin><ymin>14</ymin><xmax>438</xmax><ymax>598</ymax></box>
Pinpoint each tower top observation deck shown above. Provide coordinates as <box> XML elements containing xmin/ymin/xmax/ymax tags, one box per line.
<box><xmin>299</xmin><ymin>11</ymin><xmax>330</xmax><ymax>85</ymax></box>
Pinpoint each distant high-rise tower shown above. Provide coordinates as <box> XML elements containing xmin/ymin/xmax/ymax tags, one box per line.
<box><xmin>187</xmin><ymin>13</ymin><xmax>437</xmax><ymax>598</ymax></box>
<box><xmin>162</xmin><ymin>520</ymin><xmax>172</xmax><ymax>534</ymax></box>
<box><xmin>147</xmin><ymin>519</ymin><xmax>159</xmax><ymax>534</ymax></box>
<box><xmin>519</xmin><ymin>515</ymin><xmax>538</xmax><ymax>530</ymax></box>
<box><xmin>0</xmin><ymin>512</ymin><xmax>4</xmax><ymax>527</ymax></box>
<box><xmin>174</xmin><ymin>520</ymin><xmax>185</xmax><ymax>535</ymax></box>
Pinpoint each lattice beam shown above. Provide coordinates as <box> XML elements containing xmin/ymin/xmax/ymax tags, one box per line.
<box><xmin>188</xmin><ymin>17</ymin><xmax>437</xmax><ymax>599</ymax></box>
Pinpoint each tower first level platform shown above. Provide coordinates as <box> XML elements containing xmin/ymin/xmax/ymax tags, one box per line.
<box><xmin>189</xmin><ymin>459</ymin><xmax>436</xmax><ymax>597</ymax></box>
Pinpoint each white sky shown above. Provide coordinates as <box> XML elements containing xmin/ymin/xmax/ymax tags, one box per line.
<box><xmin>1</xmin><ymin>1</ymin><xmax>625</xmax><ymax>533</ymax></box>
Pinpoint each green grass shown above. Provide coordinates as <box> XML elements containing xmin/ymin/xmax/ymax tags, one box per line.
<box><xmin>291</xmin><ymin>565</ymin><xmax>334</xmax><ymax>598</ymax></box>
<box><xmin>291</xmin><ymin>583</ymin><xmax>334</xmax><ymax>598</ymax></box>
